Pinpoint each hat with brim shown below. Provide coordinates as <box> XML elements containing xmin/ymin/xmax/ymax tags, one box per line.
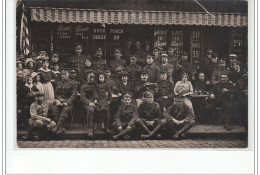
<box><xmin>31</xmin><ymin>72</ymin><xmax>39</xmax><ymax>79</ymax></box>
<box><xmin>25</xmin><ymin>58</ymin><xmax>35</xmax><ymax>65</ymax></box>
<box><xmin>119</xmin><ymin>71</ymin><xmax>129</xmax><ymax>77</ymax></box>
<box><xmin>122</xmin><ymin>92</ymin><xmax>133</xmax><ymax>99</ymax></box>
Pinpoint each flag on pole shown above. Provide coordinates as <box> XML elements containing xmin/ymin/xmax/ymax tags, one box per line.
<box><xmin>20</xmin><ymin>4</ymin><xmax>30</xmax><ymax>56</ymax></box>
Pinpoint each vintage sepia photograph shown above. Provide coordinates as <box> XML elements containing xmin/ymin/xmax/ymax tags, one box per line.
<box><xmin>16</xmin><ymin>0</ymin><xmax>248</xmax><ymax>148</ymax></box>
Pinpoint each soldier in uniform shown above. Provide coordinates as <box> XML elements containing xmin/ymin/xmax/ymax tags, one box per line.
<box><xmin>67</xmin><ymin>44</ymin><xmax>91</xmax><ymax>84</ymax></box>
<box><xmin>163</xmin><ymin>98</ymin><xmax>195</xmax><ymax>140</ymax></box>
<box><xmin>92</xmin><ymin>47</ymin><xmax>107</xmax><ymax>72</ymax></box>
<box><xmin>155</xmin><ymin>71</ymin><xmax>174</xmax><ymax>112</ymax></box>
<box><xmin>135</xmin><ymin>71</ymin><xmax>158</xmax><ymax>108</ymax></box>
<box><xmin>142</xmin><ymin>55</ymin><xmax>160</xmax><ymax>83</ymax></box>
<box><xmin>109</xmin><ymin>48</ymin><xmax>126</xmax><ymax>74</ymax></box>
<box><xmin>211</xmin><ymin>59</ymin><xmax>229</xmax><ymax>85</ymax></box>
<box><xmin>167</xmin><ymin>47</ymin><xmax>179</xmax><ymax>68</ymax></box>
<box><xmin>51</xmin><ymin>70</ymin><xmax>77</xmax><ymax>134</ymax></box>
<box><xmin>176</xmin><ymin>51</ymin><xmax>194</xmax><ymax>81</ymax></box>
<box><xmin>204</xmin><ymin>52</ymin><xmax>219</xmax><ymax>82</ymax></box>
<box><xmin>157</xmin><ymin>54</ymin><xmax>174</xmax><ymax>84</ymax></box>
<box><xmin>206</xmin><ymin>74</ymin><xmax>234</xmax><ymax>130</ymax></box>
<box><xmin>125</xmin><ymin>55</ymin><xmax>141</xmax><ymax>82</ymax></box>
<box><xmin>80</xmin><ymin>71</ymin><xmax>97</xmax><ymax>138</ymax></box>
<box><xmin>112</xmin><ymin>93</ymin><xmax>139</xmax><ymax>140</ymax></box>
<box><xmin>136</xmin><ymin>91</ymin><xmax>166</xmax><ymax>139</ymax></box>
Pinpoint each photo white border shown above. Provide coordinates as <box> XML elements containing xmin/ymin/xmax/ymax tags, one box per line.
<box><xmin>3</xmin><ymin>0</ymin><xmax>257</xmax><ymax>174</ymax></box>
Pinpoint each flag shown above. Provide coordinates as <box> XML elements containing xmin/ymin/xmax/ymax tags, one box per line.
<box><xmin>20</xmin><ymin>4</ymin><xmax>30</xmax><ymax>56</ymax></box>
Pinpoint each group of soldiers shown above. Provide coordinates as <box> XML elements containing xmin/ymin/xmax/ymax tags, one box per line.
<box><xmin>16</xmin><ymin>44</ymin><xmax>248</xmax><ymax>140</ymax></box>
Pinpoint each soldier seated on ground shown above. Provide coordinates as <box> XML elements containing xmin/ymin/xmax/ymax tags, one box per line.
<box><xmin>27</xmin><ymin>93</ymin><xmax>57</xmax><ymax>140</ymax></box>
<box><xmin>136</xmin><ymin>91</ymin><xmax>166</xmax><ymax>140</ymax></box>
<box><xmin>51</xmin><ymin>70</ymin><xmax>77</xmax><ymax>134</ymax></box>
<box><xmin>112</xmin><ymin>93</ymin><xmax>139</xmax><ymax>140</ymax></box>
<box><xmin>163</xmin><ymin>98</ymin><xmax>195</xmax><ymax>140</ymax></box>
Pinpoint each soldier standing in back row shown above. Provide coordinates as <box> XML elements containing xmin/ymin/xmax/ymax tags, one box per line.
<box><xmin>92</xmin><ymin>47</ymin><xmax>107</xmax><ymax>72</ymax></box>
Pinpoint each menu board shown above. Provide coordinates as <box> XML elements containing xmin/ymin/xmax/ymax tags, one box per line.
<box><xmin>154</xmin><ymin>29</ymin><xmax>168</xmax><ymax>54</ymax></box>
<box><xmin>170</xmin><ymin>30</ymin><xmax>183</xmax><ymax>57</ymax></box>
<box><xmin>109</xmin><ymin>28</ymin><xmax>124</xmax><ymax>55</ymax></box>
<box><xmin>231</xmin><ymin>30</ymin><xmax>244</xmax><ymax>57</ymax></box>
<box><xmin>92</xmin><ymin>27</ymin><xmax>106</xmax><ymax>54</ymax></box>
<box><xmin>56</xmin><ymin>24</ymin><xmax>74</xmax><ymax>54</ymax></box>
<box><xmin>191</xmin><ymin>31</ymin><xmax>201</xmax><ymax>63</ymax></box>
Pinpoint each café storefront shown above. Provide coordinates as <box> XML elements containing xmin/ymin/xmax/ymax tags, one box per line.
<box><xmin>17</xmin><ymin>0</ymin><xmax>248</xmax><ymax>69</ymax></box>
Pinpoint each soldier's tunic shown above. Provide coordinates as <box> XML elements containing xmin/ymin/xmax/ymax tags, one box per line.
<box><xmin>135</xmin><ymin>81</ymin><xmax>157</xmax><ymax>99</ymax></box>
<box><xmin>158</xmin><ymin>63</ymin><xmax>174</xmax><ymax>83</ymax></box>
<box><xmin>155</xmin><ymin>80</ymin><xmax>174</xmax><ymax>109</ymax></box>
<box><xmin>109</xmin><ymin>58</ymin><xmax>125</xmax><ymax>74</ymax></box>
<box><xmin>125</xmin><ymin>64</ymin><xmax>142</xmax><ymax>82</ymax></box>
<box><xmin>114</xmin><ymin>104</ymin><xmax>139</xmax><ymax>128</ymax></box>
<box><xmin>55</xmin><ymin>79</ymin><xmax>77</xmax><ymax>120</ymax></box>
<box><xmin>142</xmin><ymin>63</ymin><xmax>160</xmax><ymax>83</ymax></box>
<box><xmin>80</xmin><ymin>82</ymin><xmax>97</xmax><ymax>128</ymax></box>
<box><xmin>211</xmin><ymin>68</ymin><xmax>229</xmax><ymax>85</ymax></box>
<box><xmin>92</xmin><ymin>57</ymin><xmax>107</xmax><ymax>72</ymax></box>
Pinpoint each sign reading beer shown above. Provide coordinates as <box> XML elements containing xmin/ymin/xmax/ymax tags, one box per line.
<box><xmin>93</xmin><ymin>27</ymin><xmax>106</xmax><ymax>40</ymax></box>
<box><xmin>56</xmin><ymin>24</ymin><xmax>73</xmax><ymax>39</ymax></box>
<box><xmin>170</xmin><ymin>30</ymin><xmax>183</xmax><ymax>55</ymax></box>
<box><xmin>75</xmin><ymin>25</ymin><xmax>89</xmax><ymax>40</ymax></box>
<box><xmin>191</xmin><ymin>31</ymin><xmax>201</xmax><ymax>61</ymax></box>
<box><xmin>154</xmin><ymin>29</ymin><xmax>167</xmax><ymax>54</ymax></box>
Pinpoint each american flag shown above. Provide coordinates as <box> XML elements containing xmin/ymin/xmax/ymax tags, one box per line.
<box><xmin>20</xmin><ymin>4</ymin><xmax>30</xmax><ymax>56</ymax></box>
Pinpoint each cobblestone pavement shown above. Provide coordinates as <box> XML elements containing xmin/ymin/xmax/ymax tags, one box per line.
<box><xmin>17</xmin><ymin>139</ymin><xmax>247</xmax><ymax>148</ymax></box>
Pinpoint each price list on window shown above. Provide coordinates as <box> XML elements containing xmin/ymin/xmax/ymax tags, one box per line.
<box><xmin>170</xmin><ymin>30</ymin><xmax>183</xmax><ymax>56</ymax></box>
<box><xmin>191</xmin><ymin>31</ymin><xmax>201</xmax><ymax>62</ymax></box>
<box><xmin>153</xmin><ymin>29</ymin><xmax>168</xmax><ymax>54</ymax></box>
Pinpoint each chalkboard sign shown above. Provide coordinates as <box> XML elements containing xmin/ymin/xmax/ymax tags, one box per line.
<box><xmin>109</xmin><ymin>28</ymin><xmax>124</xmax><ymax>55</ymax></box>
<box><xmin>56</xmin><ymin>24</ymin><xmax>74</xmax><ymax>54</ymax></box>
<box><xmin>191</xmin><ymin>31</ymin><xmax>201</xmax><ymax>63</ymax></box>
<box><xmin>154</xmin><ymin>29</ymin><xmax>168</xmax><ymax>54</ymax></box>
<box><xmin>92</xmin><ymin>27</ymin><xmax>106</xmax><ymax>54</ymax></box>
<box><xmin>170</xmin><ymin>30</ymin><xmax>183</xmax><ymax>57</ymax></box>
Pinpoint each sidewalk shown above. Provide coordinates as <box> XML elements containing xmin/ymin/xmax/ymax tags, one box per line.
<box><xmin>17</xmin><ymin>124</ymin><xmax>247</xmax><ymax>140</ymax></box>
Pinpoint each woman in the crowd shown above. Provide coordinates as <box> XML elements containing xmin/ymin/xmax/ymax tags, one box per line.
<box><xmin>38</xmin><ymin>59</ymin><xmax>56</xmax><ymax>100</ymax></box>
<box><xmin>174</xmin><ymin>72</ymin><xmax>194</xmax><ymax>113</ymax></box>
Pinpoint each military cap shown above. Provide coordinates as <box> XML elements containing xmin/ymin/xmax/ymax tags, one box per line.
<box><xmin>140</xmin><ymin>70</ymin><xmax>148</xmax><ymax>75</ymax></box>
<box><xmin>61</xmin><ymin>70</ymin><xmax>69</xmax><ymax>74</ymax></box>
<box><xmin>115</xmin><ymin>66</ymin><xmax>125</xmax><ymax>72</ymax></box>
<box><xmin>144</xmin><ymin>91</ymin><xmax>154</xmax><ymax>98</ymax></box>
<box><xmin>104</xmin><ymin>67</ymin><xmax>112</xmax><ymax>72</ymax></box>
<box><xmin>119</xmin><ymin>71</ymin><xmax>129</xmax><ymax>77</ymax></box>
<box><xmin>122</xmin><ymin>92</ymin><xmax>133</xmax><ymax>99</ymax></box>
<box><xmin>160</xmin><ymin>70</ymin><xmax>167</xmax><ymax>74</ymax></box>
<box><xmin>161</xmin><ymin>53</ymin><xmax>169</xmax><ymax>58</ymax></box>
<box><xmin>129</xmin><ymin>55</ymin><xmax>137</xmax><ymax>60</ymax></box>
<box><xmin>70</xmin><ymin>69</ymin><xmax>76</xmax><ymax>73</ymax></box>
<box><xmin>219</xmin><ymin>59</ymin><xmax>226</xmax><ymax>63</ymax></box>
<box><xmin>86</xmin><ymin>70</ymin><xmax>96</xmax><ymax>77</ymax></box>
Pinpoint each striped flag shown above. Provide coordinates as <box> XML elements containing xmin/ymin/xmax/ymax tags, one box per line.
<box><xmin>20</xmin><ymin>4</ymin><xmax>30</xmax><ymax>56</ymax></box>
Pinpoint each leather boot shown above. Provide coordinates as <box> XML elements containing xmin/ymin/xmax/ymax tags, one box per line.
<box><xmin>141</xmin><ymin>122</ymin><xmax>165</xmax><ymax>139</ymax></box>
<box><xmin>172</xmin><ymin>120</ymin><xmax>195</xmax><ymax>140</ymax></box>
<box><xmin>52</xmin><ymin>116</ymin><xmax>66</xmax><ymax>134</ymax></box>
<box><xmin>138</xmin><ymin>121</ymin><xmax>151</xmax><ymax>134</ymax></box>
<box><xmin>112</xmin><ymin>128</ymin><xmax>131</xmax><ymax>141</ymax></box>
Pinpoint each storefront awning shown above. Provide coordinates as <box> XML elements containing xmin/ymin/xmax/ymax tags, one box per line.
<box><xmin>30</xmin><ymin>8</ymin><xmax>247</xmax><ymax>27</ymax></box>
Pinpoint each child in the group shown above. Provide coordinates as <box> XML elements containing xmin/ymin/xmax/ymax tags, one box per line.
<box><xmin>142</xmin><ymin>55</ymin><xmax>160</xmax><ymax>83</ymax></box>
<box><xmin>24</xmin><ymin>58</ymin><xmax>35</xmax><ymax>76</ymax></box>
<box><xmin>112</xmin><ymin>93</ymin><xmax>139</xmax><ymax>140</ymax></box>
<box><xmin>33</xmin><ymin>73</ymin><xmax>44</xmax><ymax>94</ymax></box>
<box><xmin>94</xmin><ymin>72</ymin><xmax>112</xmax><ymax>133</ymax></box>
<box><xmin>155</xmin><ymin>71</ymin><xmax>174</xmax><ymax>112</ymax></box>
<box><xmin>125</xmin><ymin>55</ymin><xmax>141</xmax><ymax>82</ymax></box>
<box><xmin>136</xmin><ymin>91</ymin><xmax>166</xmax><ymax>139</ymax></box>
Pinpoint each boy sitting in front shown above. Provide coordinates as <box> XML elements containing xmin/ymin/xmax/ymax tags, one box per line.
<box><xmin>136</xmin><ymin>91</ymin><xmax>166</xmax><ymax>139</ymax></box>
